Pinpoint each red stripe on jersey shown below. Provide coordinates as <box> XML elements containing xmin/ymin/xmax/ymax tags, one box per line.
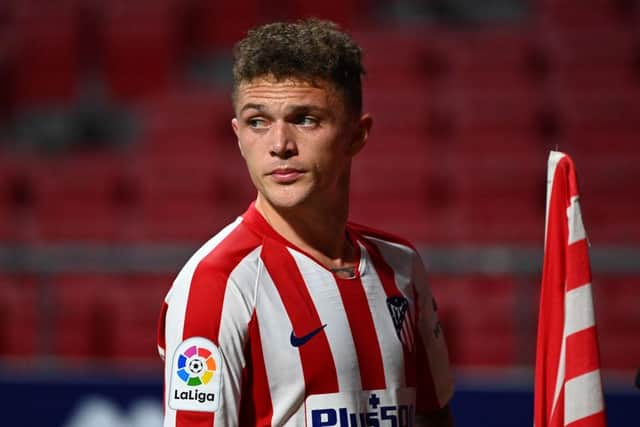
<box><xmin>158</xmin><ymin>301</ymin><xmax>168</xmax><ymax>356</ymax></box>
<box><xmin>566</xmin><ymin>327</ymin><xmax>600</xmax><ymax>381</ymax></box>
<box><xmin>566</xmin><ymin>239</ymin><xmax>591</xmax><ymax>291</ymax></box>
<box><xmin>260</xmin><ymin>239</ymin><xmax>339</xmax><ymax>395</ymax></box>
<box><xmin>335</xmin><ymin>276</ymin><xmax>386</xmax><ymax>390</ymax></box>
<box><xmin>239</xmin><ymin>313</ymin><xmax>273</xmax><ymax>426</ymax></box>
<box><xmin>177</xmin><ymin>223</ymin><xmax>261</xmax><ymax>427</ymax></box>
<box><xmin>359</xmin><ymin>237</ymin><xmax>416</xmax><ymax>387</ymax></box>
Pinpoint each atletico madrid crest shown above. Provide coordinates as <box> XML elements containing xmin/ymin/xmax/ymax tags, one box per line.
<box><xmin>386</xmin><ymin>296</ymin><xmax>414</xmax><ymax>352</ymax></box>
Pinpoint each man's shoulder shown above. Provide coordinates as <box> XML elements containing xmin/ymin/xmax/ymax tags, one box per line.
<box><xmin>348</xmin><ymin>222</ymin><xmax>417</xmax><ymax>253</ymax></box>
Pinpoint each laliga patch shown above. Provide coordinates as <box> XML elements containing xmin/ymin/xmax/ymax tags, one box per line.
<box><xmin>169</xmin><ymin>337</ymin><xmax>223</xmax><ymax>412</ymax></box>
<box><xmin>305</xmin><ymin>388</ymin><xmax>416</xmax><ymax>427</ymax></box>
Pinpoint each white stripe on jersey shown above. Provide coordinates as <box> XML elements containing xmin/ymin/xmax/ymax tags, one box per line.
<box><xmin>255</xmin><ymin>260</ymin><xmax>306</xmax><ymax>426</ymax></box>
<box><xmin>163</xmin><ymin>217</ymin><xmax>243</xmax><ymax>427</ymax></box>
<box><xmin>216</xmin><ymin>247</ymin><xmax>262</xmax><ymax>425</ymax></box>
<box><xmin>365</xmin><ymin>237</ymin><xmax>414</xmax><ymax>296</ymax></box>
<box><xmin>358</xmin><ymin>242</ymin><xmax>407</xmax><ymax>389</ymax></box>
<box><xmin>288</xmin><ymin>249</ymin><xmax>362</xmax><ymax>392</ymax></box>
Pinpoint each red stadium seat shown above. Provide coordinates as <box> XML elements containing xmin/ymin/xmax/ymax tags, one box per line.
<box><xmin>52</xmin><ymin>273</ymin><xmax>172</xmax><ymax>361</ymax></box>
<box><xmin>438</xmin><ymin>28</ymin><xmax>540</xmax><ymax>92</ymax></box>
<box><xmin>129</xmin><ymin>149</ymin><xmax>254</xmax><ymax>242</ymax></box>
<box><xmin>541</xmin><ymin>28</ymin><xmax>639</xmax><ymax>92</ymax></box>
<box><xmin>105</xmin><ymin>274</ymin><xmax>172</xmax><ymax>361</ymax></box>
<box><xmin>0</xmin><ymin>154</ymin><xmax>38</xmax><ymax>242</ymax></box>
<box><xmin>135</xmin><ymin>87</ymin><xmax>234</xmax><ymax>152</ymax></box>
<box><xmin>593</xmin><ymin>276</ymin><xmax>640</xmax><ymax>370</ymax></box>
<box><xmin>430</xmin><ymin>275</ymin><xmax>519</xmax><ymax>367</ymax></box>
<box><xmin>0</xmin><ymin>275</ymin><xmax>38</xmax><ymax>358</ymax></box>
<box><xmin>290</xmin><ymin>0</ymin><xmax>372</xmax><ymax>30</ymax></box>
<box><xmin>52</xmin><ymin>274</ymin><xmax>114</xmax><ymax>359</ymax></box>
<box><xmin>102</xmin><ymin>0</ymin><xmax>183</xmax><ymax>101</ymax></box>
<box><xmin>447</xmin><ymin>134</ymin><xmax>546</xmax><ymax>243</ymax></box>
<box><xmin>187</xmin><ymin>0</ymin><xmax>260</xmax><ymax>52</ymax></box>
<box><xmin>537</xmin><ymin>0</ymin><xmax>628</xmax><ymax>29</ymax></box>
<box><xmin>29</xmin><ymin>153</ymin><xmax>135</xmax><ymax>242</ymax></box>
<box><xmin>354</xmin><ymin>28</ymin><xmax>434</xmax><ymax>90</ymax></box>
<box><xmin>363</xmin><ymin>88</ymin><xmax>432</xmax><ymax>134</ymax></box>
<box><xmin>444</xmin><ymin>89</ymin><xmax>547</xmax><ymax>137</ymax></box>
<box><xmin>10</xmin><ymin>0</ymin><xmax>80</xmax><ymax>107</ymax></box>
<box><xmin>555</xmin><ymin>88</ymin><xmax>640</xmax><ymax>133</ymax></box>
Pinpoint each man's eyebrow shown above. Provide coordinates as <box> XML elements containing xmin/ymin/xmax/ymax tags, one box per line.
<box><xmin>285</xmin><ymin>104</ymin><xmax>332</xmax><ymax>116</ymax></box>
<box><xmin>239</xmin><ymin>103</ymin><xmax>264</xmax><ymax>113</ymax></box>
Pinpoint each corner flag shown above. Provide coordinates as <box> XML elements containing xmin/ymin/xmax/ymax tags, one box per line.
<box><xmin>534</xmin><ymin>151</ymin><xmax>606</xmax><ymax>427</ymax></box>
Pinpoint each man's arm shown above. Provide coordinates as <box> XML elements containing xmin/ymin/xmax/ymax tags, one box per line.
<box><xmin>411</xmin><ymin>249</ymin><xmax>456</xmax><ymax>427</ymax></box>
<box><xmin>416</xmin><ymin>404</ymin><xmax>455</xmax><ymax>427</ymax></box>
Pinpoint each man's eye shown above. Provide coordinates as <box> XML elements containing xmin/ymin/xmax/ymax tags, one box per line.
<box><xmin>248</xmin><ymin>118</ymin><xmax>268</xmax><ymax>128</ymax></box>
<box><xmin>296</xmin><ymin>116</ymin><xmax>318</xmax><ymax>127</ymax></box>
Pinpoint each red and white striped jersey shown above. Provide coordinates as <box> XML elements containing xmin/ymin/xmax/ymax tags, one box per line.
<box><xmin>158</xmin><ymin>203</ymin><xmax>454</xmax><ymax>427</ymax></box>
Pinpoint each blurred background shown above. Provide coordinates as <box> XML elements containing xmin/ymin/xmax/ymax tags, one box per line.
<box><xmin>0</xmin><ymin>0</ymin><xmax>638</xmax><ymax>425</ymax></box>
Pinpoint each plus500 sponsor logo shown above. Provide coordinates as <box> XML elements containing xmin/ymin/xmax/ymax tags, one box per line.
<box><xmin>311</xmin><ymin>405</ymin><xmax>414</xmax><ymax>427</ymax></box>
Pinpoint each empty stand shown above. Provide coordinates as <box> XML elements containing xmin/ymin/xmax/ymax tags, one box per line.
<box><xmin>0</xmin><ymin>2</ymin><xmax>638</xmax><ymax>375</ymax></box>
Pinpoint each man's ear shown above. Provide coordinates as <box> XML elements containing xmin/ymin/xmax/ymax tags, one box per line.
<box><xmin>347</xmin><ymin>113</ymin><xmax>372</xmax><ymax>156</ymax></box>
<box><xmin>232</xmin><ymin>118</ymin><xmax>244</xmax><ymax>157</ymax></box>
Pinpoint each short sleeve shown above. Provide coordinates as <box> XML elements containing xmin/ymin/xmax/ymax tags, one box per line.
<box><xmin>159</xmin><ymin>249</ymin><xmax>257</xmax><ymax>427</ymax></box>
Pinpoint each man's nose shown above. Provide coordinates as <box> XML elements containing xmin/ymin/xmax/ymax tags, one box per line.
<box><xmin>270</xmin><ymin>122</ymin><xmax>297</xmax><ymax>158</ymax></box>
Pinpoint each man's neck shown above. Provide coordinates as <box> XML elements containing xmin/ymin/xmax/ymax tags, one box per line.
<box><xmin>254</xmin><ymin>196</ymin><xmax>357</xmax><ymax>270</ymax></box>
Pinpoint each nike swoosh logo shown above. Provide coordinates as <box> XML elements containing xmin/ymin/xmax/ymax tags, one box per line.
<box><xmin>290</xmin><ymin>324</ymin><xmax>327</xmax><ymax>347</ymax></box>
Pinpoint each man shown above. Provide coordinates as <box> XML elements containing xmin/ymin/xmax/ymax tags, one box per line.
<box><xmin>158</xmin><ymin>19</ymin><xmax>455</xmax><ymax>427</ymax></box>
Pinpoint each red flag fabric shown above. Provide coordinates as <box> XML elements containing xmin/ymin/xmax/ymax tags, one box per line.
<box><xmin>534</xmin><ymin>151</ymin><xmax>607</xmax><ymax>427</ymax></box>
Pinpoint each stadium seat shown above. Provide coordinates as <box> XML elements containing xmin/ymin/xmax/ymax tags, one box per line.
<box><xmin>290</xmin><ymin>0</ymin><xmax>372</xmax><ymax>31</ymax></box>
<box><xmin>541</xmin><ymin>28</ymin><xmax>639</xmax><ymax>92</ymax></box>
<box><xmin>52</xmin><ymin>273</ymin><xmax>172</xmax><ymax>361</ymax></box>
<box><xmin>10</xmin><ymin>0</ymin><xmax>79</xmax><ymax>107</ymax></box>
<box><xmin>354</xmin><ymin>28</ymin><xmax>434</xmax><ymax>90</ymax></box>
<box><xmin>104</xmin><ymin>274</ymin><xmax>172</xmax><ymax>361</ymax></box>
<box><xmin>537</xmin><ymin>0</ymin><xmax>628</xmax><ymax>29</ymax></box>
<box><xmin>363</xmin><ymin>88</ymin><xmax>432</xmax><ymax>134</ymax></box>
<box><xmin>29</xmin><ymin>153</ymin><xmax>135</xmax><ymax>242</ymax></box>
<box><xmin>430</xmin><ymin>275</ymin><xmax>519</xmax><ymax>367</ymax></box>
<box><xmin>447</xmin><ymin>134</ymin><xmax>547</xmax><ymax>243</ymax></box>
<box><xmin>0</xmin><ymin>155</ymin><xmax>38</xmax><ymax>242</ymax></box>
<box><xmin>187</xmin><ymin>0</ymin><xmax>260</xmax><ymax>52</ymax></box>
<box><xmin>556</xmin><ymin>88</ymin><xmax>640</xmax><ymax>133</ymax></box>
<box><xmin>593</xmin><ymin>276</ymin><xmax>640</xmax><ymax>370</ymax></box>
<box><xmin>438</xmin><ymin>28</ymin><xmax>541</xmax><ymax>92</ymax></box>
<box><xmin>135</xmin><ymin>87</ymin><xmax>234</xmax><ymax>151</ymax></box>
<box><xmin>0</xmin><ymin>275</ymin><xmax>38</xmax><ymax>358</ymax></box>
<box><xmin>444</xmin><ymin>89</ymin><xmax>547</xmax><ymax>137</ymax></box>
<box><xmin>102</xmin><ymin>0</ymin><xmax>183</xmax><ymax>101</ymax></box>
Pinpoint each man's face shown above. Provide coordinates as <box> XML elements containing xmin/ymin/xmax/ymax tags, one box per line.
<box><xmin>232</xmin><ymin>77</ymin><xmax>370</xmax><ymax>212</ymax></box>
